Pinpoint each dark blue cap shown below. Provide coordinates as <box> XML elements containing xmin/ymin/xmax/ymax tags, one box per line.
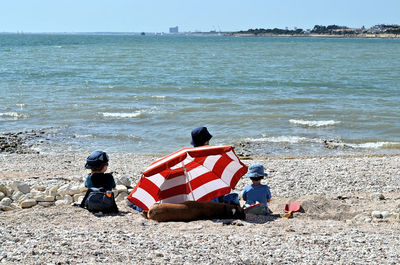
<box><xmin>191</xmin><ymin>126</ymin><xmax>212</xmax><ymax>147</ymax></box>
<box><xmin>85</xmin><ymin>151</ymin><xmax>109</xmax><ymax>169</ymax></box>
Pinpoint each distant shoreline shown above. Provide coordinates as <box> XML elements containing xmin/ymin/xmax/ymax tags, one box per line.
<box><xmin>2</xmin><ymin>32</ymin><xmax>400</xmax><ymax>39</ymax></box>
<box><xmin>225</xmin><ymin>32</ymin><xmax>400</xmax><ymax>39</ymax></box>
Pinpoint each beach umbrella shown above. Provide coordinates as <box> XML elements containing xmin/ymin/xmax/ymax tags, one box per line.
<box><xmin>127</xmin><ymin>145</ymin><xmax>248</xmax><ymax>211</ymax></box>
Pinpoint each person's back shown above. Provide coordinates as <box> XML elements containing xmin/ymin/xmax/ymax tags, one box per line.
<box><xmin>84</xmin><ymin>150</ymin><xmax>116</xmax><ymax>191</ymax></box>
<box><xmin>86</xmin><ymin>172</ymin><xmax>115</xmax><ymax>191</ymax></box>
<box><xmin>242</xmin><ymin>163</ymin><xmax>271</xmax><ymax>214</ymax></box>
<box><xmin>242</xmin><ymin>183</ymin><xmax>271</xmax><ymax>206</ymax></box>
<box><xmin>81</xmin><ymin>150</ymin><xmax>118</xmax><ymax>213</ymax></box>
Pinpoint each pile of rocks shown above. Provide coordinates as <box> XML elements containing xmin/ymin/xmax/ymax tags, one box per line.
<box><xmin>0</xmin><ymin>175</ymin><xmax>132</xmax><ymax>211</ymax></box>
<box><xmin>0</xmin><ymin>129</ymin><xmax>52</xmax><ymax>154</ymax></box>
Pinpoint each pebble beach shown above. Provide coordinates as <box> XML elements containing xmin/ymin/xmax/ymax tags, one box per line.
<box><xmin>1</xmin><ymin>152</ymin><xmax>400</xmax><ymax>264</ymax></box>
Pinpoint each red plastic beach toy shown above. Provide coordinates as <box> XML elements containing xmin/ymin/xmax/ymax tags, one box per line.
<box><xmin>282</xmin><ymin>201</ymin><xmax>301</xmax><ymax>219</ymax></box>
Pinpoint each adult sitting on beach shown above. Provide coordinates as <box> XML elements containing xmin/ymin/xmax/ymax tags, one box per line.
<box><xmin>190</xmin><ymin>126</ymin><xmax>213</xmax><ymax>147</ymax></box>
<box><xmin>191</xmin><ymin>126</ymin><xmax>240</xmax><ymax>205</ymax></box>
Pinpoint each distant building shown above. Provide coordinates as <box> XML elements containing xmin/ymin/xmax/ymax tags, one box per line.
<box><xmin>169</xmin><ymin>26</ymin><xmax>179</xmax><ymax>34</ymax></box>
<box><xmin>368</xmin><ymin>24</ymin><xmax>400</xmax><ymax>33</ymax></box>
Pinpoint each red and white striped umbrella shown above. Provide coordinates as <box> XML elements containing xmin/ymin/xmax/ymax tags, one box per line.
<box><xmin>127</xmin><ymin>145</ymin><xmax>248</xmax><ymax>211</ymax></box>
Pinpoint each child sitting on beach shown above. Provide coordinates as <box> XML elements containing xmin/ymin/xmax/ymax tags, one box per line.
<box><xmin>84</xmin><ymin>150</ymin><xmax>116</xmax><ymax>190</ymax></box>
<box><xmin>242</xmin><ymin>163</ymin><xmax>271</xmax><ymax>215</ymax></box>
<box><xmin>80</xmin><ymin>150</ymin><xmax>118</xmax><ymax>213</ymax></box>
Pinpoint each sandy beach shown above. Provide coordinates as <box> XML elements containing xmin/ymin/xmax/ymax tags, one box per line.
<box><xmin>1</xmin><ymin>152</ymin><xmax>400</xmax><ymax>264</ymax></box>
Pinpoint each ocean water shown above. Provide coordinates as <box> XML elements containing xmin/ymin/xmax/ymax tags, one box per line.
<box><xmin>1</xmin><ymin>33</ymin><xmax>399</xmax><ymax>156</ymax></box>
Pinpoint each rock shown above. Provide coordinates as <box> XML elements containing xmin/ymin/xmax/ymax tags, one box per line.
<box><xmin>116</xmin><ymin>192</ymin><xmax>128</xmax><ymax>202</ymax></box>
<box><xmin>35</xmin><ymin>194</ymin><xmax>55</xmax><ymax>202</ymax></box>
<box><xmin>11</xmin><ymin>181</ymin><xmax>31</xmax><ymax>194</ymax></box>
<box><xmin>116</xmin><ymin>175</ymin><xmax>131</xmax><ymax>187</ymax></box>
<box><xmin>381</xmin><ymin>211</ymin><xmax>392</xmax><ymax>219</ymax></box>
<box><xmin>10</xmin><ymin>202</ymin><xmax>19</xmax><ymax>209</ymax></box>
<box><xmin>55</xmin><ymin>200</ymin><xmax>68</xmax><ymax>206</ymax></box>
<box><xmin>74</xmin><ymin>195</ymin><xmax>84</xmax><ymax>204</ymax></box>
<box><xmin>64</xmin><ymin>195</ymin><xmax>73</xmax><ymax>204</ymax></box>
<box><xmin>0</xmin><ymin>191</ymin><xmax>5</xmax><ymax>200</ymax></box>
<box><xmin>19</xmin><ymin>199</ymin><xmax>37</xmax><ymax>208</ymax></box>
<box><xmin>18</xmin><ymin>183</ymin><xmax>31</xmax><ymax>194</ymax></box>
<box><xmin>0</xmin><ymin>197</ymin><xmax>12</xmax><ymax>207</ymax></box>
<box><xmin>73</xmin><ymin>194</ymin><xmax>85</xmax><ymax>202</ymax></box>
<box><xmin>370</xmin><ymin>193</ymin><xmax>385</xmax><ymax>201</ymax></box>
<box><xmin>371</xmin><ymin>211</ymin><xmax>382</xmax><ymax>218</ymax></box>
<box><xmin>0</xmin><ymin>205</ymin><xmax>13</xmax><ymax>211</ymax></box>
<box><xmin>47</xmin><ymin>186</ymin><xmax>59</xmax><ymax>197</ymax></box>
<box><xmin>79</xmin><ymin>184</ymin><xmax>88</xmax><ymax>193</ymax></box>
<box><xmin>18</xmin><ymin>193</ymin><xmax>33</xmax><ymax>202</ymax></box>
<box><xmin>38</xmin><ymin>202</ymin><xmax>54</xmax><ymax>207</ymax></box>
<box><xmin>69</xmin><ymin>185</ymin><xmax>82</xmax><ymax>195</ymax></box>
<box><xmin>11</xmin><ymin>191</ymin><xmax>24</xmax><ymax>202</ymax></box>
<box><xmin>57</xmin><ymin>184</ymin><xmax>70</xmax><ymax>196</ymax></box>
<box><xmin>0</xmin><ymin>184</ymin><xmax>11</xmax><ymax>197</ymax></box>
<box><xmin>115</xmin><ymin>185</ymin><xmax>128</xmax><ymax>194</ymax></box>
<box><xmin>34</xmin><ymin>186</ymin><xmax>46</xmax><ymax>192</ymax></box>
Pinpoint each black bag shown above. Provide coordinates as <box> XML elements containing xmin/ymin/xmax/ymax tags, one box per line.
<box><xmin>80</xmin><ymin>187</ymin><xmax>119</xmax><ymax>213</ymax></box>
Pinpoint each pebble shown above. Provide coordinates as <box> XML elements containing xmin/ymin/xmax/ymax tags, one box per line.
<box><xmin>0</xmin><ymin>197</ymin><xmax>12</xmax><ymax>207</ymax></box>
<box><xmin>381</xmin><ymin>211</ymin><xmax>392</xmax><ymax>219</ymax></box>
<box><xmin>0</xmin><ymin>184</ymin><xmax>11</xmax><ymax>196</ymax></box>
<box><xmin>370</xmin><ymin>193</ymin><xmax>385</xmax><ymax>201</ymax></box>
<box><xmin>0</xmin><ymin>153</ymin><xmax>399</xmax><ymax>264</ymax></box>
<box><xmin>19</xmin><ymin>199</ymin><xmax>37</xmax><ymax>208</ymax></box>
<box><xmin>371</xmin><ymin>211</ymin><xmax>382</xmax><ymax>218</ymax></box>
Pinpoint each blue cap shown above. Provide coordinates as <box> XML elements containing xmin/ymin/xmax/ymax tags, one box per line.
<box><xmin>85</xmin><ymin>151</ymin><xmax>109</xmax><ymax>169</ymax></box>
<box><xmin>191</xmin><ymin>126</ymin><xmax>212</xmax><ymax>147</ymax></box>
<box><xmin>245</xmin><ymin>163</ymin><xmax>268</xmax><ymax>178</ymax></box>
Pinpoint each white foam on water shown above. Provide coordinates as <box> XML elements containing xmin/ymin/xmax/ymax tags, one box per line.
<box><xmin>289</xmin><ymin>119</ymin><xmax>341</xmax><ymax>127</ymax></box>
<box><xmin>348</xmin><ymin>141</ymin><xmax>400</xmax><ymax>149</ymax></box>
<box><xmin>16</xmin><ymin>104</ymin><xmax>26</xmax><ymax>109</ymax></box>
<box><xmin>101</xmin><ymin>111</ymin><xmax>143</xmax><ymax>118</ymax></box>
<box><xmin>0</xmin><ymin>112</ymin><xmax>27</xmax><ymax>119</ymax></box>
<box><xmin>73</xmin><ymin>134</ymin><xmax>94</xmax><ymax>138</ymax></box>
<box><xmin>152</xmin><ymin>95</ymin><xmax>166</xmax><ymax>99</ymax></box>
<box><xmin>246</xmin><ymin>135</ymin><xmax>314</xmax><ymax>144</ymax></box>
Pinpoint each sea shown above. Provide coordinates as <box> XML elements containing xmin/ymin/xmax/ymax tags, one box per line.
<box><xmin>1</xmin><ymin>33</ymin><xmax>399</xmax><ymax>157</ymax></box>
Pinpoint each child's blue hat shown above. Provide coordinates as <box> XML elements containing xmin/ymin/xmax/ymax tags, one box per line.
<box><xmin>85</xmin><ymin>151</ymin><xmax>109</xmax><ymax>169</ymax></box>
<box><xmin>245</xmin><ymin>163</ymin><xmax>268</xmax><ymax>178</ymax></box>
<box><xmin>191</xmin><ymin>126</ymin><xmax>212</xmax><ymax>147</ymax></box>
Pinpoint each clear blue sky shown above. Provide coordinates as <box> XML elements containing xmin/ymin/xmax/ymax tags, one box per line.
<box><xmin>1</xmin><ymin>0</ymin><xmax>399</xmax><ymax>33</ymax></box>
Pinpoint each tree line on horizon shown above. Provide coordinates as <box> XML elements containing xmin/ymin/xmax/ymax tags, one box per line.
<box><xmin>236</xmin><ymin>24</ymin><xmax>400</xmax><ymax>35</ymax></box>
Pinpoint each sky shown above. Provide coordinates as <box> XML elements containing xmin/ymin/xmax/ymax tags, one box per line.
<box><xmin>1</xmin><ymin>0</ymin><xmax>399</xmax><ymax>33</ymax></box>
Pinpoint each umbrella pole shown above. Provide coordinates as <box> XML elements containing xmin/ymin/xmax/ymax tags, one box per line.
<box><xmin>182</xmin><ymin>162</ymin><xmax>195</xmax><ymax>201</ymax></box>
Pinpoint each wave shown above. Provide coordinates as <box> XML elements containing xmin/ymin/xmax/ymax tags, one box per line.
<box><xmin>347</xmin><ymin>141</ymin><xmax>400</xmax><ymax>149</ymax></box>
<box><xmin>73</xmin><ymin>134</ymin><xmax>94</xmax><ymax>138</ymax></box>
<box><xmin>289</xmin><ymin>119</ymin><xmax>341</xmax><ymax>127</ymax></box>
<box><xmin>246</xmin><ymin>135</ymin><xmax>316</xmax><ymax>144</ymax></box>
<box><xmin>101</xmin><ymin>111</ymin><xmax>143</xmax><ymax>118</ymax></box>
<box><xmin>0</xmin><ymin>112</ymin><xmax>27</xmax><ymax>119</ymax></box>
<box><xmin>16</xmin><ymin>104</ymin><xmax>26</xmax><ymax>108</ymax></box>
<box><xmin>99</xmin><ymin>134</ymin><xmax>143</xmax><ymax>141</ymax></box>
<box><xmin>267</xmin><ymin>98</ymin><xmax>324</xmax><ymax>104</ymax></box>
<box><xmin>152</xmin><ymin>95</ymin><xmax>167</xmax><ymax>99</ymax></box>
<box><xmin>192</xmin><ymin>98</ymin><xmax>230</xmax><ymax>104</ymax></box>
